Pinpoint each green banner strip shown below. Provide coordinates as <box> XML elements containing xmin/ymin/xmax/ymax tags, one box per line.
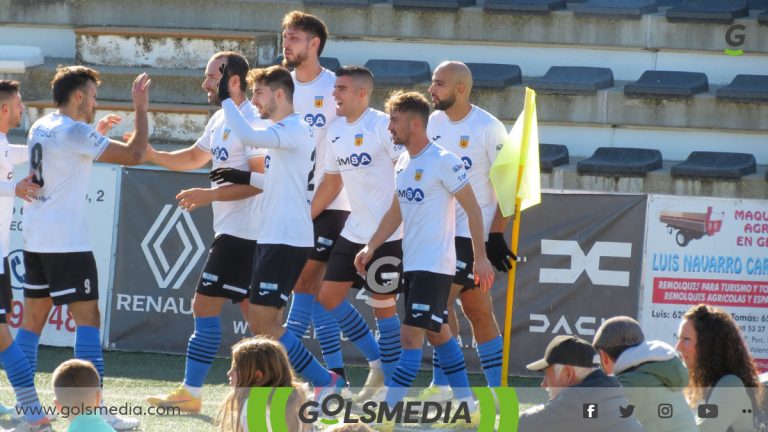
<box><xmin>247</xmin><ymin>387</ymin><xmax>272</xmax><ymax>432</ymax></box>
<box><xmin>269</xmin><ymin>387</ymin><xmax>294</xmax><ymax>432</ymax></box>
<box><xmin>495</xmin><ymin>387</ymin><xmax>519</xmax><ymax>432</ymax></box>
<box><xmin>474</xmin><ymin>387</ymin><xmax>497</xmax><ymax>432</ymax></box>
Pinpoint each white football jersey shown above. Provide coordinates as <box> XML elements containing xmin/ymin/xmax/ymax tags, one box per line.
<box><xmin>325</xmin><ymin>108</ymin><xmax>404</xmax><ymax>244</ymax></box>
<box><xmin>394</xmin><ymin>143</ymin><xmax>468</xmax><ymax>275</ymax></box>
<box><xmin>23</xmin><ymin>113</ymin><xmax>110</xmax><ymax>253</ymax></box>
<box><xmin>427</xmin><ymin>106</ymin><xmax>507</xmax><ymax>240</ymax></box>
<box><xmin>0</xmin><ymin>132</ymin><xmax>28</xmax><ymax>260</ymax></box>
<box><xmin>222</xmin><ymin>100</ymin><xmax>314</xmax><ymax>247</ymax></box>
<box><xmin>195</xmin><ymin>101</ymin><xmax>269</xmax><ymax>241</ymax></box>
<box><xmin>292</xmin><ymin>68</ymin><xmax>350</xmax><ymax>212</ymax></box>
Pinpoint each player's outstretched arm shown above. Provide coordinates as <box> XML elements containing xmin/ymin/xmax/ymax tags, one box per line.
<box><xmin>355</xmin><ymin>194</ymin><xmax>402</xmax><ymax>275</ymax></box>
<box><xmin>310</xmin><ymin>172</ymin><xmax>342</xmax><ymax>219</ymax></box>
<box><xmin>207</xmin><ymin>155</ymin><xmax>265</xmax><ymax>202</ymax></box>
<box><xmin>97</xmin><ymin>73</ymin><xmax>151</xmax><ymax>166</ymax></box>
<box><xmin>147</xmin><ymin>144</ymin><xmax>211</xmax><ymax>171</ymax></box>
<box><xmin>455</xmin><ymin>183</ymin><xmax>495</xmax><ymax>292</ymax></box>
<box><xmin>220</xmin><ymin>99</ymin><xmax>282</xmax><ymax>150</ymax></box>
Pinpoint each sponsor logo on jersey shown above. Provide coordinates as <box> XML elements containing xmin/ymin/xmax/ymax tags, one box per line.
<box><xmin>223</xmin><ymin>128</ymin><xmax>231</xmax><ymax>141</ymax></box>
<box><xmin>314</xmin><ymin>96</ymin><xmax>324</xmax><ymax>108</ymax></box>
<box><xmin>337</xmin><ymin>152</ymin><xmax>372</xmax><ymax>168</ymax></box>
<box><xmin>452</xmin><ymin>164</ymin><xmax>463</xmax><ymax>173</ymax></box>
<box><xmin>414</xmin><ymin>169</ymin><xmax>423</xmax><ymax>181</ymax></box>
<box><xmin>397</xmin><ymin>187</ymin><xmax>425</xmax><ymax>203</ymax></box>
<box><xmin>461</xmin><ymin>156</ymin><xmax>473</xmax><ymax>170</ymax></box>
<box><xmin>202</xmin><ymin>272</ymin><xmax>219</xmax><ymax>282</ymax></box>
<box><xmin>212</xmin><ymin>146</ymin><xmax>230</xmax><ymax>161</ymax></box>
<box><xmin>259</xmin><ymin>282</ymin><xmax>278</xmax><ymax>296</ymax></box>
<box><xmin>304</xmin><ymin>113</ymin><xmax>326</xmax><ymax>128</ymax></box>
<box><xmin>412</xmin><ymin>303</ymin><xmax>430</xmax><ymax>311</ymax></box>
<box><xmin>459</xmin><ymin>135</ymin><xmax>470</xmax><ymax>149</ymax></box>
<box><xmin>317</xmin><ymin>237</ymin><xmax>334</xmax><ymax>247</ymax></box>
<box><xmin>354</xmin><ymin>134</ymin><xmax>364</xmax><ymax>146</ymax></box>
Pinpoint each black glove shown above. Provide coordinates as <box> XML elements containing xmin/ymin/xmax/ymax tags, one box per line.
<box><xmin>209</xmin><ymin>167</ymin><xmax>250</xmax><ymax>185</ymax></box>
<box><xmin>217</xmin><ymin>62</ymin><xmax>230</xmax><ymax>103</ymax></box>
<box><xmin>485</xmin><ymin>232</ymin><xmax>517</xmax><ymax>273</ymax></box>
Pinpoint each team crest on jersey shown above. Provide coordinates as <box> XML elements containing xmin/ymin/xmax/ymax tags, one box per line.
<box><xmin>314</xmin><ymin>96</ymin><xmax>324</xmax><ymax>108</ymax></box>
<box><xmin>414</xmin><ymin>169</ymin><xmax>423</xmax><ymax>181</ymax></box>
<box><xmin>222</xmin><ymin>128</ymin><xmax>231</xmax><ymax>141</ymax></box>
<box><xmin>459</xmin><ymin>135</ymin><xmax>470</xmax><ymax>149</ymax></box>
<box><xmin>354</xmin><ymin>134</ymin><xmax>364</xmax><ymax>146</ymax></box>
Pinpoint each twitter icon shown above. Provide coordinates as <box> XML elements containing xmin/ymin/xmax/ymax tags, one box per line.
<box><xmin>620</xmin><ymin>405</ymin><xmax>635</xmax><ymax>418</ymax></box>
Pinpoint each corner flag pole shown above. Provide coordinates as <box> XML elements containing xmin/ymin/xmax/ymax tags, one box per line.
<box><xmin>501</xmin><ymin>88</ymin><xmax>537</xmax><ymax>386</ymax></box>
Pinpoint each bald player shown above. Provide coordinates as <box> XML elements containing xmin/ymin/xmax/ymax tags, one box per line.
<box><xmin>422</xmin><ymin>61</ymin><xmax>514</xmax><ymax>397</ymax></box>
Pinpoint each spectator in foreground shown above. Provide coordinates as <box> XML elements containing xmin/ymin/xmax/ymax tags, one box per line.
<box><xmin>677</xmin><ymin>304</ymin><xmax>765</xmax><ymax>432</ymax></box>
<box><xmin>215</xmin><ymin>336</ymin><xmax>308</xmax><ymax>432</ymax></box>
<box><xmin>593</xmin><ymin>316</ymin><xmax>698</xmax><ymax>432</ymax></box>
<box><xmin>52</xmin><ymin>359</ymin><xmax>115</xmax><ymax>432</ymax></box>
<box><xmin>518</xmin><ymin>335</ymin><xmax>644</xmax><ymax>432</ymax></box>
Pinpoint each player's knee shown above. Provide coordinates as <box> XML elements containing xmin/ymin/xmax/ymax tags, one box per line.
<box><xmin>0</xmin><ymin>327</ymin><xmax>13</xmax><ymax>351</ymax></box>
<box><xmin>68</xmin><ymin>301</ymin><xmax>100</xmax><ymax>328</ymax></box>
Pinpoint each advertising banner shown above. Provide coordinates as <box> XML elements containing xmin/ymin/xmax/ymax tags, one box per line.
<box><xmin>507</xmin><ymin>193</ymin><xmax>647</xmax><ymax>376</ymax></box>
<box><xmin>641</xmin><ymin>195</ymin><xmax>768</xmax><ymax>371</ymax></box>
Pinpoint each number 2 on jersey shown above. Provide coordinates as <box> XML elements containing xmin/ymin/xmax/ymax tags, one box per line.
<box><xmin>30</xmin><ymin>142</ymin><xmax>44</xmax><ymax>187</ymax></box>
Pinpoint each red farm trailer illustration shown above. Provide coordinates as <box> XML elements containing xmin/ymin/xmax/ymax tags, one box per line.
<box><xmin>659</xmin><ymin>206</ymin><xmax>724</xmax><ymax>247</ymax></box>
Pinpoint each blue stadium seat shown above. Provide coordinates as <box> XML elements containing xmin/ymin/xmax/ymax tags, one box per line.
<box><xmin>465</xmin><ymin>63</ymin><xmax>522</xmax><ymax>88</ymax></box>
<box><xmin>304</xmin><ymin>0</ymin><xmax>385</xmax><ymax>5</ymax></box>
<box><xmin>577</xmin><ymin>147</ymin><xmax>663</xmax><ymax>176</ymax></box>
<box><xmin>483</xmin><ymin>0</ymin><xmax>567</xmax><ymax>14</ymax></box>
<box><xmin>272</xmin><ymin>56</ymin><xmax>341</xmax><ymax>72</ymax></box>
<box><xmin>540</xmin><ymin>144</ymin><xmax>570</xmax><ymax>172</ymax></box>
<box><xmin>749</xmin><ymin>0</ymin><xmax>768</xmax><ymax>9</ymax></box>
<box><xmin>528</xmin><ymin>66</ymin><xmax>614</xmax><ymax>95</ymax></box>
<box><xmin>666</xmin><ymin>0</ymin><xmax>749</xmax><ymax>23</ymax></box>
<box><xmin>574</xmin><ymin>0</ymin><xmax>658</xmax><ymax>19</ymax></box>
<box><xmin>364</xmin><ymin>59</ymin><xmax>431</xmax><ymax>85</ymax></box>
<box><xmin>393</xmin><ymin>0</ymin><xmax>476</xmax><ymax>8</ymax></box>
<box><xmin>671</xmin><ymin>152</ymin><xmax>757</xmax><ymax>180</ymax></box>
<box><xmin>624</xmin><ymin>71</ymin><xmax>708</xmax><ymax>98</ymax></box>
<box><xmin>715</xmin><ymin>75</ymin><xmax>768</xmax><ymax>103</ymax></box>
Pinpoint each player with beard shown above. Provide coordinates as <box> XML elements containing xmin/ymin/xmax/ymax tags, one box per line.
<box><xmin>19</xmin><ymin>66</ymin><xmax>151</xmax><ymax>430</ymax></box>
<box><xmin>419</xmin><ymin>62</ymin><xmax>513</xmax><ymax>399</ymax></box>
<box><xmin>219</xmin><ymin>65</ymin><xmax>346</xmax><ymax>400</ymax></box>
<box><xmin>145</xmin><ymin>51</ymin><xmax>269</xmax><ymax>413</ymax></box>
<box><xmin>355</xmin><ymin>91</ymin><xmax>493</xmax><ymax>429</ymax></box>
<box><xmin>282</xmin><ymin>11</ymin><xmax>351</xmax><ymax>382</ymax></box>
<box><xmin>0</xmin><ymin>80</ymin><xmax>49</xmax><ymax>431</ymax></box>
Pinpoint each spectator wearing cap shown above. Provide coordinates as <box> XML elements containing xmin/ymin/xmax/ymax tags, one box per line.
<box><xmin>518</xmin><ymin>335</ymin><xmax>644</xmax><ymax>432</ymax></box>
<box><xmin>593</xmin><ymin>316</ymin><xmax>698</xmax><ymax>432</ymax></box>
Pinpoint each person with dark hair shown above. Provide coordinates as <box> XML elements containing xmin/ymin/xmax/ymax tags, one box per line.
<box><xmin>282</xmin><ymin>10</ymin><xmax>352</xmax><ymax>385</ymax></box>
<box><xmin>19</xmin><ymin>66</ymin><xmax>150</xmax><ymax>431</ymax></box>
<box><xmin>519</xmin><ymin>335</ymin><xmax>643</xmax><ymax>432</ymax></box>
<box><xmin>146</xmin><ymin>51</ymin><xmax>269</xmax><ymax>413</ymax></box>
<box><xmin>419</xmin><ymin>61</ymin><xmax>512</xmax><ymax>400</ymax></box>
<box><xmin>677</xmin><ymin>304</ymin><xmax>765</xmax><ymax>432</ymax></box>
<box><xmin>354</xmin><ymin>90</ymin><xmax>494</xmax><ymax>429</ymax></box>
<box><xmin>306</xmin><ymin>65</ymin><xmax>405</xmax><ymax>400</ymax></box>
<box><xmin>0</xmin><ymin>80</ymin><xmax>49</xmax><ymax>432</ymax></box>
<box><xmin>219</xmin><ymin>65</ymin><xmax>345</xmax><ymax>401</ymax></box>
<box><xmin>593</xmin><ymin>316</ymin><xmax>697</xmax><ymax>432</ymax></box>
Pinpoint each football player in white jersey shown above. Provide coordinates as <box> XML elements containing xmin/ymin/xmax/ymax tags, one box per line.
<box><xmin>219</xmin><ymin>65</ymin><xmax>345</xmax><ymax>399</ymax></box>
<box><xmin>422</xmin><ymin>61</ymin><xmax>514</xmax><ymax>398</ymax></box>
<box><xmin>281</xmin><ymin>11</ymin><xmax>350</xmax><ymax>381</ymax></box>
<box><xmin>0</xmin><ymin>80</ymin><xmax>50</xmax><ymax>432</ymax></box>
<box><xmin>19</xmin><ymin>66</ymin><xmax>151</xmax><ymax>431</ymax></box>
<box><xmin>310</xmin><ymin>66</ymin><xmax>404</xmax><ymax>400</ymax></box>
<box><xmin>145</xmin><ymin>52</ymin><xmax>268</xmax><ymax>413</ymax></box>
<box><xmin>355</xmin><ymin>91</ymin><xmax>494</xmax><ymax>428</ymax></box>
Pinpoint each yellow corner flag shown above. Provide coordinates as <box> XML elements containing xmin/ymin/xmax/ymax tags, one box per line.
<box><xmin>490</xmin><ymin>87</ymin><xmax>541</xmax><ymax>217</ymax></box>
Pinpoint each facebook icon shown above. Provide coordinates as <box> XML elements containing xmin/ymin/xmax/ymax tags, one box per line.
<box><xmin>583</xmin><ymin>403</ymin><xmax>598</xmax><ymax>419</ymax></box>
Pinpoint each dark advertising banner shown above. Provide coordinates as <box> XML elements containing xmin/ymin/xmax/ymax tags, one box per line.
<box><xmin>108</xmin><ymin>167</ymin><xmax>247</xmax><ymax>355</ymax></box>
<box><xmin>506</xmin><ymin>193</ymin><xmax>647</xmax><ymax>376</ymax></box>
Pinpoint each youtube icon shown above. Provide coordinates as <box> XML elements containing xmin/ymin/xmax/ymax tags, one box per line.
<box><xmin>698</xmin><ymin>404</ymin><xmax>718</xmax><ymax>419</ymax></box>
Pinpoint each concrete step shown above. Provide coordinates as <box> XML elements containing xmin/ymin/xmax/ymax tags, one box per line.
<box><xmin>22</xmin><ymin>58</ymin><xmax>210</xmax><ymax>105</ymax></box>
<box><xmin>0</xmin><ymin>45</ymin><xmax>44</xmax><ymax>73</ymax></box>
<box><xmin>74</xmin><ymin>26</ymin><xmax>279</xmax><ymax>69</ymax></box>
<box><xmin>23</xmin><ymin>100</ymin><xmax>213</xmax><ymax>143</ymax></box>
<box><xmin>5</xmin><ymin>1</ymin><xmax>768</xmax><ymax>55</ymax></box>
